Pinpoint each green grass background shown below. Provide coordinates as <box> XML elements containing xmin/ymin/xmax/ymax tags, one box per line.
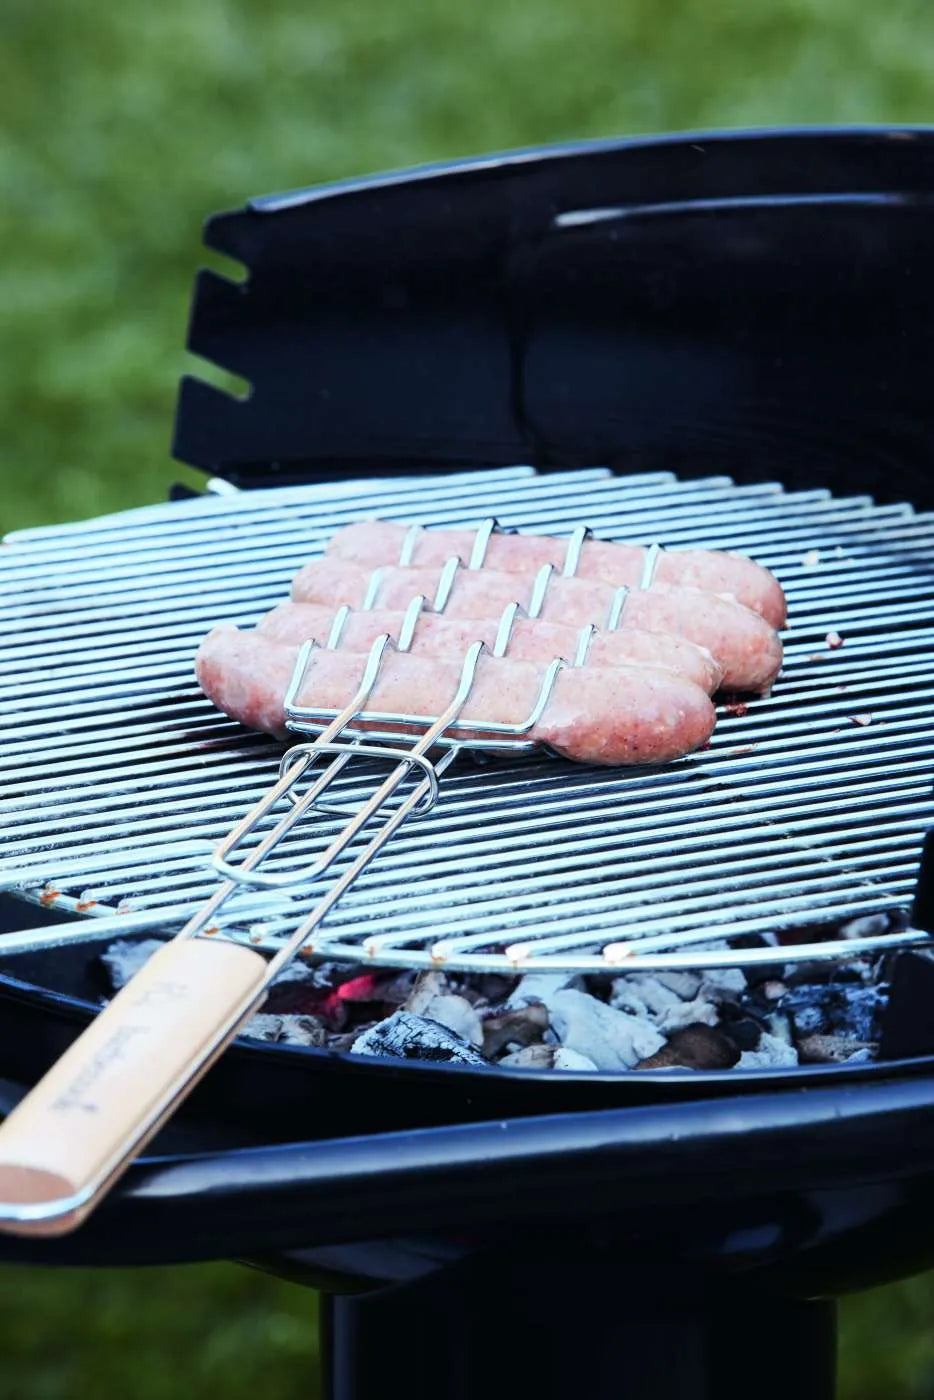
<box><xmin>2</xmin><ymin>0</ymin><xmax>934</xmax><ymax>1394</ymax></box>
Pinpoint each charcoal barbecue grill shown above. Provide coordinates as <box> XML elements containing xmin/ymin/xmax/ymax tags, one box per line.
<box><xmin>3</xmin><ymin>126</ymin><xmax>934</xmax><ymax>1399</ymax></box>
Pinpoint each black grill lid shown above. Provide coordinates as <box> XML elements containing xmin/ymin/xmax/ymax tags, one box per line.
<box><xmin>174</xmin><ymin>126</ymin><xmax>934</xmax><ymax>505</ymax></box>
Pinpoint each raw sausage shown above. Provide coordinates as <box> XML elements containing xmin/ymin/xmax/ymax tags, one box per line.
<box><xmin>290</xmin><ymin>559</ymin><xmax>782</xmax><ymax>692</ymax></box>
<box><xmin>195</xmin><ymin>626</ymin><xmax>717</xmax><ymax>765</ymax></box>
<box><xmin>327</xmin><ymin>520</ymin><xmax>787</xmax><ymax>629</ymax></box>
<box><xmin>258</xmin><ymin>600</ymin><xmax>723</xmax><ymax>694</ymax></box>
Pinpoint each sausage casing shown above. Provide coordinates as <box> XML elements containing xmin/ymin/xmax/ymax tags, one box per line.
<box><xmin>326</xmin><ymin>520</ymin><xmax>787</xmax><ymax>628</ymax></box>
<box><xmin>258</xmin><ymin>601</ymin><xmax>723</xmax><ymax>693</ymax></box>
<box><xmin>195</xmin><ymin>626</ymin><xmax>717</xmax><ymax>765</ymax></box>
<box><xmin>290</xmin><ymin>558</ymin><xmax>782</xmax><ymax>692</ymax></box>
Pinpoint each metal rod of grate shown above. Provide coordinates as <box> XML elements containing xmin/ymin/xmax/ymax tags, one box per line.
<box><xmin>1</xmin><ymin>466</ymin><xmax>933</xmax><ymax>972</ymax></box>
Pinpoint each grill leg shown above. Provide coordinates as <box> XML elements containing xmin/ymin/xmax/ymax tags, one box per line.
<box><xmin>321</xmin><ymin>1249</ymin><xmax>836</xmax><ymax>1400</ymax></box>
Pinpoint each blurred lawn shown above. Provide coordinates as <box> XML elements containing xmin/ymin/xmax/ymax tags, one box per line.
<box><xmin>2</xmin><ymin>0</ymin><xmax>934</xmax><ymax>1394</ymax></box>
<box><xmin>3</xmin><ymin>0</ymin><xmax>934</xmax><ymax>533</ymax></box>
<box><xmin>0</xmin><ymin>1262</ymin><xmax>316</xmax><ymax>1398</ymax></box>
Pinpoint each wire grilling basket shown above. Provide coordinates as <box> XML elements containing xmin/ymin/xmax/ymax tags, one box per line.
<box><xmin>192</xmin><ymin>520</ymin><xmax>662</xmax><ymax>977</ymax></box>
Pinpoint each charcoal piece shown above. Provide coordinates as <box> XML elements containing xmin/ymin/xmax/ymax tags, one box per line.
<box><xmin>554</xmin><ymin>1047</ymin><xmax>599</xmax><ymax>1071</ymax></box>
<box><xmin>838</xmin><ymin>913</ymin><xmax>890</xmax><ymax>941</ymax></box>
<box><xmin>653</xmin><ymin>969</ymin><xmax>703</xmax><ymax>1000</ymax></box>
<box><xmin>719</xmin><ymin>1014</ymin><xmax>764</xmax><ymax>1053</ymax></box>
<box><xmin>656</xmin><ymin>996</ymin><xmax>720</xmax><ymax>1034</ymax></box>
<box><xmin>610</xmin><ymin>977</ymin><xmax>720</xmax><ymax>1034</ymax></box>
<box><xmin>778</xmin><ymin>985</ymin><xmax>828</xmax><ymax>1019</ymax></box>
<box><xmin>677</xmin><ymin>943</ymin><xmax>746</xmax><ymax>1000</ymax></box>
<box><xmin>500</xmin><ymin>1044</ymin><xmax>598</xmax><ymax>1072</ymax></box>
<box><xmin>482</xmin><ymin>1003</ymin><xmax>549</xmax><ymax>1058</ymax></box>
<box><xmin>829</xmin><ymin>984</ymin><xmax>884</xmax><ymax>1038</ymax></box>
<box><xmin>270</xmin><ymin>959</ymin><xmax>323</xmax><ymax>986</ymax></box>
<box><xmin>241</xmin><ymin>1013</ymin><xmax>327</xmax><ymax>1048</ymax></box>
<box><xmin>788</xmin><ymin>1002</ymin><xmax>824</xmax><ymax>1036</ymax></box>
<box><xmin>500</xmin><ymin>1043</ymin><xmax>554</xmax><ymax>1069</ymax></box>
<box><xmin>879</xmin><ymin>949</ymin><xmax>934</xmax><ymax>1060</ymax></box>
<box><xmin>614</xmin><ymin>950</ymin><xmax>744</xmax><ymax>1011</ymax></box>
<box><xmin>766</xmin><ymin>1011</ymin><xmax>795</xmax><ymax>1045</ymax></box>
<box><xmin>350</xmin><ymin>1010</ymin><xmax>489</xmax><ymax>1065</ymax></box>
<box><xmin>779</xmin><ymin>983</ymin><xmax>888</xmax><ymax>1043</ymax></box>
<box><xmin>242</xmin><ymin>1014</ymin><xmax>284</xmax><ymax>1043</ymax></box>
<box><xmin>700</xmin><ymin>965</ymin><xmax>746</xmax><ymax>1000</ymax></box>
<box><xmin>544</xmin><ymin>988</ymin><xmax>665</xmax><ymax>1070</ymax></box>
<box><xmin>507</xmin><ymin>970</ymin><xmax>584</xmax><ymax>1008</ymax></box>
<box><xmin>610</xmin><ymin>975</ymin><xmax>685</xmax><ymax>1017</ymax></box>
<box><xmin>797</xmin><ymin>1033</ymin><xmax>872</xmax><ymax>1064</ymax></box>
<box><xmin>609</xmin><ymin>972</ymin><xmax>728</xmax><ymax>1024</ymax></box>
<box><xmin>405</xmin><ymin>971</ymin><xmax>483</xmax><ymax>1047</ymax></box>
<box><xmin>425</xmin><ymin>995</ymin><xmax>483</xmax><ymax>1046</ymax></box>
<box><xmin>406</xmin><ymin>970</ymin><xmax>451</xmax><ymax>1007</ymax></box>
<box><xmin>636</xmin><ymin>1024</ymin><xmax>740</xmax><ymax>1072</ymax></box>
<box><xmin>277</xmin><ymin>1015</ymin><xmax>328</xmax><ymax>1048</ymax></box>
<box><xmin>737</xmin><ymin>1032</ymin><xmax>799</xmax><ymax>1069</ymax></box>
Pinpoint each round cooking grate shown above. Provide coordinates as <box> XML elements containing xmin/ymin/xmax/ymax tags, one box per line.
<box><xmin>2</xmin><ymin>466</ymin><xmax>932</xmax><ymax>972</ymax></box>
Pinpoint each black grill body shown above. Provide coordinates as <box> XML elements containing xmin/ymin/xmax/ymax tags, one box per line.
<box><xmin>4</xmin><ymin>126</ymin><xmax>934</xmax><ymax>1400</ymax></box>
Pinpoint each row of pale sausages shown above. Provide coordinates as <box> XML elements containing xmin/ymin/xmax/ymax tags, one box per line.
<box><xmin>195</xmin><ymin>520</ymin><xmax>787</xmax><ymax>766</ymax></box>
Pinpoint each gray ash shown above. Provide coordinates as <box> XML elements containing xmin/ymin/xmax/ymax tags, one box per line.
<box><xmin>99</xmin><ymin>914</ymin><xmax>907</xmax><ymax>1074</ymax></box>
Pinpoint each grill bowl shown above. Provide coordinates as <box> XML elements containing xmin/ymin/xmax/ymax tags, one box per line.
<box><xmin>3</xmin><ymin>126</ymin><xmax>934</xmax><ymax>1138</ymax></box>
<box><xmin>3</xmin><ymin>922</ymin><xmax>934</xmax><ymax>1147</ymax></box>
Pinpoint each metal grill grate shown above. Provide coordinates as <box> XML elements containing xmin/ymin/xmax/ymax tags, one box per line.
<box><xmin>2</xmin><ymin>466</ymin><xmax>933</xmax><ymax>972</ymax></box>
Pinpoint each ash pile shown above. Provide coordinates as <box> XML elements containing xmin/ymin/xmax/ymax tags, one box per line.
<box><xmin>102</xmin><ymin>915</ymin><xmax>910</xmax><ymax>1073</ymax></box>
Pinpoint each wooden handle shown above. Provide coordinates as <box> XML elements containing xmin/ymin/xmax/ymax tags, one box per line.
<box><xmin>0</xmin><ymin>937</ymin><xmax>269</xmax><ymax>1236</ymax></box>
